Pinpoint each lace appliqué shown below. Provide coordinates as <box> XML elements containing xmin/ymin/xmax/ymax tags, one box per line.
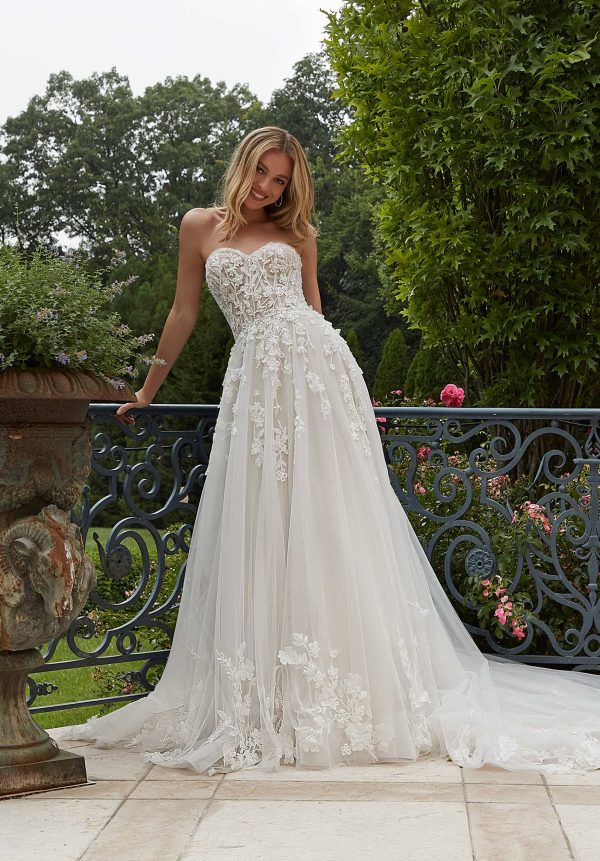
<box><xmin>340</xmin><ymin>373</ymin><xmax>372</xmax><ymax>458</ymax></box>
<box><xmin>278</xmin><ymin>633</ymin><xmax>389</xmax><ymax>758</ymax></box>
<box><xmin>207</xmin><ymin>243</ymin><xmax>373</xmax><ymax>482</ymax></box>
<box><xmin>161</xmin><ymin>633</ymin><xmax>394</xmax><ymax>774</ymax></box>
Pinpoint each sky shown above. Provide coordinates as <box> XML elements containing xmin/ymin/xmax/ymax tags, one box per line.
<box><xmin>0</xmin><ymin>0</ymin><xmax>345</xmax><ymax>125</ymax></box>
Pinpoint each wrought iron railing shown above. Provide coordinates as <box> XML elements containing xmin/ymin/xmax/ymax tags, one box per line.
<box><xmin>29</xmin><ymin>405</ymin><xmax>600</xmax><ymax>715</ymax></box>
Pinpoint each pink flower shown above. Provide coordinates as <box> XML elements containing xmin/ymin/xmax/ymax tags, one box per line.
<box><xmin>414</xmin><ymin>483</ymin><xmax>427</xmax><ymax>495</ymax></box>
<box><xmin>494</xmin><ymin>608</ymin><xmax>507</xmax><ymax>625</ymax></box>
<box><xmin>481</xmin><ymin>579</ymin><xmax>491</xmax><ymax>586</ymax></box>
<box><xmin>440</xmin><ymin>384</ymin><xmax>465</xmax><ymax>407</ymax></box>
<box><xmin>482</xmin><ymin>589</ymin><xmax>489</xmax><ymax>597</ymax></box>
<box><xmin>390</xmin><ymin>389</ymin><xmax>403</xmax><ymax>395</ymax></box>
<box><xmin>512</xmin><ymin>626</ymin><xmax>526</xmax><ymax>640</ymax></box>
<box><xmin>580</xmin><ymin>494</ymin><xmax>591</xmax><ymax>506</ymax></box>
<box><xmin>417</xmin><ymin>446</ymin><xmax>432</xmax><ymax>461</ymax></box>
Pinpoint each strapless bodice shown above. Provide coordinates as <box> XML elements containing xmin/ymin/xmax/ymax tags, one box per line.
<box><xmin>205</xmin><ymin>242</ymin><xmax>310</xmax><ymax>340</ymax></box>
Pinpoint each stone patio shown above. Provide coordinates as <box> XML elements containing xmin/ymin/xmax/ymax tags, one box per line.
<box><xmin>2</xmin><ymin>728</ymin><xmax>600</xmax><ymax>860</ymax></box>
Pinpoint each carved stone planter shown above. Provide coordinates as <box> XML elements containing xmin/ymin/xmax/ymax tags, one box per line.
<box><xmin>0</xmin><ymin>368</ymin><xmax>133</xmax><ymax>797</ymax></box>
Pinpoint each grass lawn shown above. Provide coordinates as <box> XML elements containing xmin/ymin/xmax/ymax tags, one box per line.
<box><xmin>32</xmin><ymin>526</ymin><xmax>163</xmax><ymax>730</ymax></box>
<box><xmin>31</xmin><ymin>638</ymin><xmax>145</xmax><ymax>730</ymax></box>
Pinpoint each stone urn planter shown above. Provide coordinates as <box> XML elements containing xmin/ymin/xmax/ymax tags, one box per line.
<box><xmin>0</xmin><ymin>368</ymin><xmax>134</xmax><ymax>797</ymax></box>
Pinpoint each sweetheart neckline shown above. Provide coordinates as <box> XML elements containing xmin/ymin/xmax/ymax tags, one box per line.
<box><xmin>205</xmin><ymin>241</ymin><xmax>302</xmax><ymax>268</ymax></box>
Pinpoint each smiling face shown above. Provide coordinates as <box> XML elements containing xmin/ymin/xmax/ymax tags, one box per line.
<box><xmin>244</xmin><ymin>148</ymin><xmax>293</xmax><ymax>210</ymax></box>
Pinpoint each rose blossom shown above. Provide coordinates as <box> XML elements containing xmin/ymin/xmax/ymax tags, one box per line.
<box><xmin>440</xmin><ymin>384</ymin><xmax>465</xmax><ymax>407</ymax></box>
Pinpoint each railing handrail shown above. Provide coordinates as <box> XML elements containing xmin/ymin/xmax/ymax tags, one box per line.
<box><xmin>89</xmin><ymin>403</ymin><xmax>600</xmax><ymax>420</ymax></box>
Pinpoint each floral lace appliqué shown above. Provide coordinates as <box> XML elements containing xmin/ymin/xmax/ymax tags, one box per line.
<box><xmin>206</xmin><ymin>243</ymin><xmax>373</xmax><ymax>481</ymax></box>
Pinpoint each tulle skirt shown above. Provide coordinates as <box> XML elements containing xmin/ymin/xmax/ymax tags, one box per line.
<box><xmin>63</xmin><ymin>308</ymin><xmax>600</xmax><ymax>775</ymax></box>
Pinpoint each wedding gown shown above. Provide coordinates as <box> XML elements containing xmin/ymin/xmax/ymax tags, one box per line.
<box><xmin>63</xmin><ymin>240</ymin><xmax>600</xmax><ymax>776</ymax></box>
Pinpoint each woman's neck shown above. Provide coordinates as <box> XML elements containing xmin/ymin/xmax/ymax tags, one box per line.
<box><xmin>240</xmin><ymin>204</ymin><xmax>271</xmax><ymax>224</ymax></box>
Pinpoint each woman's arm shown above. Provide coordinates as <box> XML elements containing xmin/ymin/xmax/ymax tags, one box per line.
<box><xmin>116</xmin><ymin>208</ymin><xmax>207</xmax><ymax>419</ymax></box>
<box><xmin>300</xmin><ymin>234</ymin><xmax>323</xmax><ymax>314</ymax></box>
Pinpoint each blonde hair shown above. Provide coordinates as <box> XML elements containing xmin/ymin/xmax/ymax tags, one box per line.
<box><xmin>215</xmin><ymin>127</ymin><xmax>318</xmax><ymax>242</ymax></box>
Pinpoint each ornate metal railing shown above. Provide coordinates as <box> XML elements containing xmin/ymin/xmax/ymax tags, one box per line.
<box><xmin>29</xmin><ymin>405</ymin><xmax>600</xmax><ymax>715</ymax></box>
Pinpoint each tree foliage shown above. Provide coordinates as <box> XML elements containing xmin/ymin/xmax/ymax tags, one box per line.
<box><xmin>404</xmin><ymin>343</ymin><xmax>458</xmax><ymax>401</ymax></box>
<box><xmin>325</xmin><ymin>0</ymin><xmax>600</xmax><ymax>406</ymax></box>
<box><xmin>372</xmin><ymin>328</ymin><xmax>409</xmax><ymax>401</ymax></box>
<box><xmin>1</xmin><ymin>69</ymin><xmax>258</xmax><ymax>258</ymax></box>
<box><xmin>0</xmin><ymin>53</ymin><xmax>409</xmax><ymax>401</ymax></box>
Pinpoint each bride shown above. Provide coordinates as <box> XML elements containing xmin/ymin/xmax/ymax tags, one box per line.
<box><xmin>64</xmin><ymin>126</ymin><xmax>600</xmax><ymax>776</ymax></box>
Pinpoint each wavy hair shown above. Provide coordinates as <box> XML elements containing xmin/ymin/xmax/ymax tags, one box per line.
<box><xmin>215</xmin><ymin>127</ymin><xmax>318</xmax><ymax>242</ymax></box>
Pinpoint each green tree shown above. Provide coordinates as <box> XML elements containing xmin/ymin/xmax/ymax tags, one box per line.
<box><xmin>325</xmin><ymin>0</ymin><xmax>600</xmax><ymax>407</ymax></box>
<box><xmin>257</xmin><ymin>52</ymin><xmax>349</xmax><ymax>166</ymax></box>
<box><xmin>344</xmin><ymin>327</ymin><xmax>363</xmax><ymax>366</ymax></box>
<box><xmin>259</xmin><ymin>51</ymin><xmax>405</xmax><ymax>389</ymax></box>
<box><xmin>404</xmin><ymin>344</ymin><xmax>458</xmax><ymax>401</ymax></box>
<box><xmin>0</xmin><ymin>69</ymin><xmax>257</xmax><ymax>259</ymax></box>
<box><xmin>373</xmin><ymin>328</ymin><xmax>409</xmax><ymax>401</ymax></box>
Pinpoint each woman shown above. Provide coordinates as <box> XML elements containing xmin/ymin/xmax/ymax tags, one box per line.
<box><xmin>64</xmin><ymin>127</ymin><xmax>600</xmax><ymax>776</ymax></box>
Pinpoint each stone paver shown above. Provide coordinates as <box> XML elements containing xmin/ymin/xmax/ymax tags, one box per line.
<box><xmin>3</xmin><ymin>728</ymin><xmax>600</xmax><ymax>859</ymax></box>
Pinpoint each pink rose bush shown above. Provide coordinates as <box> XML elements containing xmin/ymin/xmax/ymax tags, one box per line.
<box><xmin>465</xmin><ymin>574</ymin><xmax>530</xmax><ymax>643</ymax></box>
<box><xmin>440</xmin><ymin>384</ymin><xmax>465</xmax><ymax>407</ymax></box>
<box><xmin>374</xmin><ymin>383</ymin><xmax>596</xmax><ymax>652</ymax></box>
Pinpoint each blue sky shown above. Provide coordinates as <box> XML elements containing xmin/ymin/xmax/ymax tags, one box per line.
<box><xmin>1</xmin><ymin>0</ymin><xmax>343</xmax><ymax>124</ymax></box>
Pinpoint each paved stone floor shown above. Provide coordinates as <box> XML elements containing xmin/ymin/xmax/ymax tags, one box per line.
<box><xmin>2</xmin><ymin>728</ymin><xmax>600</xmax><ymax>860</ymax></box>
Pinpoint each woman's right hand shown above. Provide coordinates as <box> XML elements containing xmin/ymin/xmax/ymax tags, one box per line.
<box><xmin>115</xmin><ymin>389</ymin><xmax>152</xmax><ymax>425</ymax></box>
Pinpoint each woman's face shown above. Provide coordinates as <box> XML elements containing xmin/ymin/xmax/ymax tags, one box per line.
<box><xmin>244</xmin><ymin>148</ymin><xmax>293</xmax><ymax>210</ymax></box>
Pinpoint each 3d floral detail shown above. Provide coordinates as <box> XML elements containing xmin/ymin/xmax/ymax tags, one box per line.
<box><xmin>55</xmin><ymin>352</ymin><xmax>70</xmax><ymax>365</ymax></box>
<box><xmin>414</xmin><ymin>483</ymin><xmax>427</xmax><ymax>495</ymax></box>
<box><xmin>440</xmin><ymin>384</ymin><xmax>465</xmax><ymax>407</ymax></box>
<box><xmin>417</xmin><ymin>446</ymin><xmax>432</xmax><ymax>461</ymax></box>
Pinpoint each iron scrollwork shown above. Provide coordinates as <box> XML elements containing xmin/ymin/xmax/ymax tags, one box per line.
<box><xmin>29</xmin><ymin>405</ymin><xmax>600</xmax><ymax>717</ymax></box>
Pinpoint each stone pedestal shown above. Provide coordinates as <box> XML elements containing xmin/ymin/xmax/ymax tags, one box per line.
<box><xmin>0</xmin><ymin>369</ymin><xmax>135</xmax><ymax>797</ymax></box>
<box><xmin>0</xmin><ymin>649</ymin><xmax>87</xmax><ymax>797</ymax></box>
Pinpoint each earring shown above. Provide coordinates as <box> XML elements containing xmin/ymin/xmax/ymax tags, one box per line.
<box><xmin>274</xmin><ymin>195</ymin><xmax>283</xmax><ymax>208</ymax></box>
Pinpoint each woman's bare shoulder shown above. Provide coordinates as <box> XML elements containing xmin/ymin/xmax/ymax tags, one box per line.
<box><xmin>181</xmin><ymin>207</ymin><xmax>224</xmax><ymax>229</ymax></box>
<box><xmin>285</xmin><ymin>229</ymin><xmax>316</xmax><ymax>260</ymax></box>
